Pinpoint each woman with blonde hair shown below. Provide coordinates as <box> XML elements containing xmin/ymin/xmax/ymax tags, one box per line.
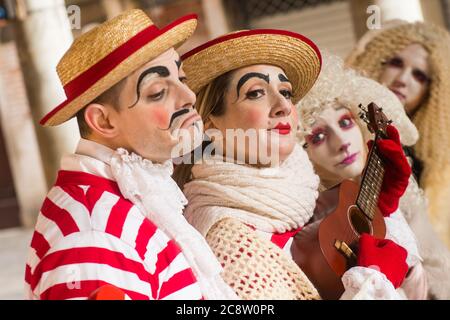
<box><xmin>297</xmin><ymin>54</ymin><xmax>450</xmax><ymax>299</ymax></box>
<box><xmin>174</xmin><ymin>30</ymin><xmax>413</xmax><ymax>300</ymax></box>
<box><xmin>346</xmin><ymin>21</ymin><xmax>450</xmax><ymax>248</ymax></box>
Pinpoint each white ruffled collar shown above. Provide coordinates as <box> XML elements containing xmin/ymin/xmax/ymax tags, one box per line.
<box><xmin>61</xmin><ymin>139</ymin><xmax>188</xmax><ymax>217</ymax></box>
<box><xmin>109</xmin><ymin>147</ymin><xmax>188</xmax><ymax>219</ymax></box>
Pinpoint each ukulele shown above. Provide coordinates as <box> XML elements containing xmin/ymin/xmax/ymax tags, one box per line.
<box><xmin>291</xmin><ymin>102</ymin><xmax>392</xmax><ymax>300</ymax></box>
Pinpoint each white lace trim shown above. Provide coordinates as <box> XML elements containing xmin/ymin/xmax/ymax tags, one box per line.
<box><xmin>341</xmin><ymin>267</ymin><xmax>404</xmax><ymax>300</ymax></box>
<box><xmin>110</xmin><ymin>149</ymin><xmax>188</xmax><ymax>219</ymax></box>
<box><xmin>385</xmin><ymin>209</ymin><xmax>422</xmax><ymax>268</ymax></box>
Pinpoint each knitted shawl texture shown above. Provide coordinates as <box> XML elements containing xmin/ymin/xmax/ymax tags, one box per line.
<box><xmin>183</xmin><ymin>146</ymin><xmax>321</xmax><ymax>299</ymax></box>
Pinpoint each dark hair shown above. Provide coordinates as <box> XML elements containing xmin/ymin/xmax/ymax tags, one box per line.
<box><xmin>76</xmin><ymin>78</ymin><xmax>126</xmax><ymax>138</ymax></box>
<box><xmin>172</xmin><ymin>71</ymin><xmax>233</xmax><ymax>189</ymax></box>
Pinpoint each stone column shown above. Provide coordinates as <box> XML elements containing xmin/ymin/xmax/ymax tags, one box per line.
<box><xmin>373</xmin><ymin>0</ymin><xmax>424</xmax><ymax>22</ymax></box>
<box><xmin>0</xmin><ymin>41</ymin><xmax>47</xmax><ymax>228</ymax></box>
<box><xmin>101</xmin><ymin>0</ymin><xmax>126</xmax><ymax>19</ymax></box>
<box><xmin>13</xmin><ymin>0</ymin><xmax>79</xmax><ymax>189</ymax></box>
<box><xmin>201</xmin><ymin>0</ymin><xmax>230</xmax><ymax>38</ymax></box>
<box><xmin>348</xmin><ymin>0</ymin><xmax>373</xmax><ymax>40</ymax></box>
<box><xmin>122</xmin><ymin>0</ymin><xmax>138</xmax><ymax>11</ymax></box>
<box><xmin>443</xmin><ymin>0</ymin><xmax>450</xmax><ymax>30</ymax></box>
<box><xmin>420</xmin><ymin>0</ymin><xmax>446</xmax><ymax>27</ymax></box>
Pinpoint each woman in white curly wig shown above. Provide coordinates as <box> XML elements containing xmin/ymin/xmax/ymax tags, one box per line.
<box><xmin>346</xmin><ymin>20</ymin><xmax>450</xmax><ymax>248</ymax></box>
<box><xmin>297</xmin><ymin>54</ymin><xmax>450</xmax><ymax>299</ymax></box>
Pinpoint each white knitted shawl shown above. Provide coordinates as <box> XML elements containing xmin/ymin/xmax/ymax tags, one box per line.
<box><xmin>183</xmin><ymin>146</ymin><xmax>320</xmax><ymax>236</ymax></box>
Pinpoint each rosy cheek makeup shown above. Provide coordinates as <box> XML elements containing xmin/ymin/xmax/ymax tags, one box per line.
<box><xmin>245</xmin><ymin>109</ymin><xmax>264</xmax><ymax>127</ymax></box>
<box><xmin>152</xmin><ymin>109</ymin><xmax>170</xmax><ymax>129</ymax></box>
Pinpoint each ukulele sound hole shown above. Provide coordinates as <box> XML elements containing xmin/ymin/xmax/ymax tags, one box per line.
<box><xmin>348</xmin><ymin>206</ymin><xmax>372</xmax><ymax>235</ymax></box>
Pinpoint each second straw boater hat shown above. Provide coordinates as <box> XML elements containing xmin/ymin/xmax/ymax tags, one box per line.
<box><xmin>40</xmin><ymin>9</ymin><xmax>197</xmax><ymax>127</ymax></box>
<box><xmin>181</xmin><ymin>29</ymin><xmax>322</xmax><ymax>104</ymax></box>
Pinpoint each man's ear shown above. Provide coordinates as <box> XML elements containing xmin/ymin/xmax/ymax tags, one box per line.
<box><xmin>84</xmin><ymin>103</ymin><xmax>119</xmax><ymax>138</ymax></box>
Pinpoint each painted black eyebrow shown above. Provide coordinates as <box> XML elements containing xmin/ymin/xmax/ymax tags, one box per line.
<box><xmin>137</xmin><ymin>66</ymin><xmax>170</xmax><ymax>84</ymax></box>
<box><xmin>279</xmin><ymin>73</ymin><xmax>290</xmax><ymax>83</ymax></box>
<box><xmin>129</xmin><ymin>66</ymin><xmax>170</xmax><ymax>108</ymax></box>
<box><xmin>236</xmin><ymin>72</ymin><xmax>270</xmax><ymax>97</ymax></box>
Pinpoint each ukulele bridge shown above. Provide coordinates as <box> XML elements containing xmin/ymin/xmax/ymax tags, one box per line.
<box><xmin>334</xmin><ymin>239</ymin><xmax>357</xmax><ymax>260</ymax></box>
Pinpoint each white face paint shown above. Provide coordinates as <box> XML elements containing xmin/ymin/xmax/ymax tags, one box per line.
<box><xmin>305</xmin><ymin>104</ymin><xmax>367</xmax><ymax>182</ymax></box>
<box><xmin>210</xmin><ymin>64</ymin><xmax>298</xmax><ymax>166</ymax></box>
<box><xmin>111</xmin><ymin>49</ymin><xmax>203</xmax><ymax>162</ymax></box>
<box><xmin>379</xmin><ymin>43</ymin><xmax>431</xmax><ymax>116</ymax></box>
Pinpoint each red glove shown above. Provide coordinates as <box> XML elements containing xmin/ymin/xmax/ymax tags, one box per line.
<box><xmin>367</xmin><ymin>125</ymin><xmax>411</xmax><ymax>217</ymax></box>
<box><xmin>357</xmin><ymin>233</ymin><xmax>408</xmax><ymax>288</ymax></box>
<box><xmin>88</xmin><ymin>285</ymin><xmax>126</xmax><ymax>300</ymax></box>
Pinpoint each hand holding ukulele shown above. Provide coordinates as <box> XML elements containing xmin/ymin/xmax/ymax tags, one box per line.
<box><xmin>368</xmin><ymin>125</ymin><xmax>412</xmax><ymax>217</ymax></box>
<box><xmin>357</xmin><ymin>233</ymin><xmax>408</xmax><ymax>288</ymax></box>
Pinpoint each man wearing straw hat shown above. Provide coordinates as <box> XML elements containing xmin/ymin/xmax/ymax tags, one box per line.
<box><xmin>24</xmin><ymin>9</ymin><xmax>236</xmax><ymax>300</ymax></box>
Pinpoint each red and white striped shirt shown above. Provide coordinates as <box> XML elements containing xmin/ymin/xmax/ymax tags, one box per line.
<box><xmin>25</xmin><ymin>156</ymin><xmax>203</xmax><ymax>300</ymax></box>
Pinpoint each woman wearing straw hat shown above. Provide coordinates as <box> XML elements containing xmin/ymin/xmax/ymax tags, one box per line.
<box><xmin>297</xmin><ymin>53</ymin><xmax>450</xmax><ymax>300</ymax></box>
<box><xmin>25</xmin><ymin>9</ymin><xmax>237</xmax><ymax>300</ymax></box>
<box><xmin>174</xmin><ymin>30</ymin><xmax>411</xmax><ymax>299</ymax></box>
<box><xmin>346</xmin><ymin>21</ymin><xmax>450</xmax><ymax>249</ymax></box>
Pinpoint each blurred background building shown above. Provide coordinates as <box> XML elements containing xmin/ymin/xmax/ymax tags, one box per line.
<box><xmin>0</xmin><ymin>0</ymin><xmax>448</xmax><ymax>299</ymax></box>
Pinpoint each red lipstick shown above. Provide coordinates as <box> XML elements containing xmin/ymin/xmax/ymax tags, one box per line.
<box><xmin>273</xmin><ymin>123</ymin><xmax>291</xmax><ymax>135</ymax></box>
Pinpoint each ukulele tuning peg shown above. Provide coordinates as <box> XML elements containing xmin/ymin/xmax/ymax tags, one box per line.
<box><xmin>359</xmin><ymin>112</ymin><xmax>369</xmax><ymax>123</ymax></box>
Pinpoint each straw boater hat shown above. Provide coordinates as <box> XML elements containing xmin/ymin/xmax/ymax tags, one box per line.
<box><xmin>181</xmin><ymin>29</ymin><xmax>322</xmax><ymax>104</ymax></box>
<box><xmin>40</xmin><ymin>9</ymin><xmax>197</xmax><ymax>126</ymax></box>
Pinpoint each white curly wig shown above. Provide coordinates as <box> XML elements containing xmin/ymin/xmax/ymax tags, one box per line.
<box><xmin>297</xmin><ymin>53</ymin><xmax>418</xmax><ymax>147</ymax></box>
<box><xmin>297</xmin><ymin>54</ymin><xmax>450</xmax><ymax>294</ymax></box>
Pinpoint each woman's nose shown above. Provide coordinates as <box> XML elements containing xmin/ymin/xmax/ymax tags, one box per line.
<box><xmin>339</xmin><ymin>142</ymin><xmax>351</xmax><ymax>152</ymax></box>
<box><xmin>393</xmin><ymin>68</ymin><xmax>410</xmax><ymax>87</ymax></box>
<box><xmin>175</xmin><ymin>82</ymin><xmax>196</xmax><ymax>111</ymax></box>
<box><xmin>270</xmin><ymin>96</ymin><xmax>292</xmax><ymax>118</ymax></box>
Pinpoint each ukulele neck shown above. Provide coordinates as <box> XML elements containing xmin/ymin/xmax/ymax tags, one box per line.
<box><xmin>356</xmin><ymin>134</ymin><xmax>385</xmax><ymax>221</ymax></box>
